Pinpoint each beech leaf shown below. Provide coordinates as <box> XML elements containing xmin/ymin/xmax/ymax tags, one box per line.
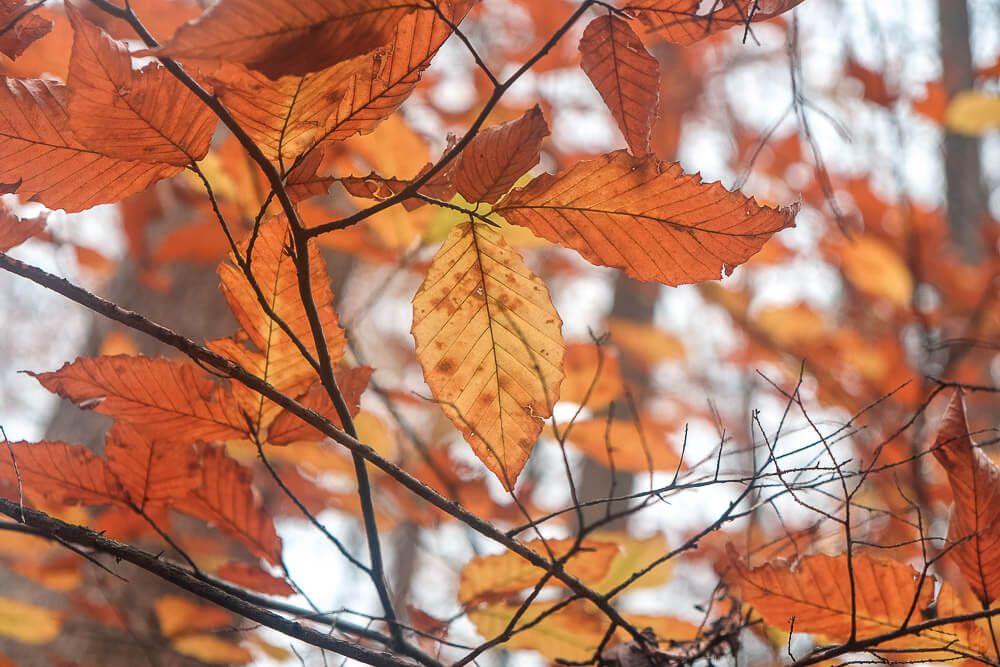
<box><xmin>0</xmin><ymin>441</ymin><xmax>124</xmax><ymax>506</ymax></box>
<box><xmin>623</xmin><ymin>0</ymin><xmax>806</xmax><ymax>45</ymax></box>
<box><xmin>104</xmin><ymin>423</ymin><xmax>201</xmax><ymax>510</ymax></box>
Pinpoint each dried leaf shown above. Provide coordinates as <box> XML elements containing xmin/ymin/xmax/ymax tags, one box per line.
<box><xmin>30</xmin><ymin>355</ymin><xmax>249</xmax><ymax>441</ymax></box>
<box><xmin>450</xmin><ymin>106</ymin><xmax>550</xmax><ymax>205</ymax></box>
<box><xmin>154</xmin><ymin>0</ymin><xmax>413</xmax><ymax>79</ymax></box>
<box><xmin>579</xmin><ymin>16</ymin><xmax>659</xmax><ymax>157</ymax></box>
<box><xmin>175</xmin><ymin>445</ymin><xmax>283</xmax><ymax>565</ymax></box>
<box><xmin>0</xmin><ymin>78</ymin><xmax>175</xmax><ymax>211</ymax></box>
<box><xmin>624</xmin><ymin>0</ymin><xmax>805</xmax><ymax>45</ymax></box>
<box><xmin>411</xmin><ymin>222</ymin><xmax>565</xmax><ymax>490</ymax></box>
<box><xmin>0</xmin><ymin>441</ymin><xmax>124</xmax><ymax>506</ymax></box>
<box><xmin>932</xmin><ymin>390</ymin><xmax>1000</xmax><ymax>605</ymax></box>
<box><xmin>66</xmin><ymin>4</ymin><xmax>215</xmax><ymax>165</ymax></box>
<box><xmin>496</xmin><ymin>150</ymin><xmax>796</xmax><ymax>285</ymax></box>
<box><xmin>267</xmin><ymin>366</ymin><xmax>372</xmax><ymax>445</ymax></box>
<box><xmin>0</xmin><ymin>0</ymin><xmax>52</xmax><ymax>59</ymax></box>
<box><xmin>104</xmin><ymin>423</ymin><xmax>201</xmax><ymax>509</ymax></box>
<box><xmin>0</xmin><ymin>207</ymin><xmax>44</xmax><ymax>252</ymax></box>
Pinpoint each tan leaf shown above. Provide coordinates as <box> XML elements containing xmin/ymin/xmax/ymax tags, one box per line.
<box><xmin>624</xmin><ymin>0</ymin><xmax>806</xmax><ymax>45</ymax></box>
<box><xmin>0</xmin><ymin>440</ymin><xmax>124</xmax><ymax>506</ymax></box>
<box><xmin>496</xmin><ymin>150</ymin><xmax>796</xmax><ymax>285</ymax></box>
<box><xmin>0</xmin><ymin>597</ymin><xmax>62</xmax><ymax>645</ymax></box>
<box><xmin>104</xmin><ymin>423</ymin><xmax>201</xmax><ymax>509</ymax></box>
<box><xmin>154</xmin><ymin>0</ymin><xmax>414</xmax><ymax>79</ymax></box>
<box><xmin>450</xmin><ymin>106</ymin><xmax>550</xmax><ymax>205</ymax></box>
<box><xmin>932</xmin><ymin>390</ymin><xmax>1000</xmax><ymax>605</ymax></box>
<box><xmin>590</xmin><ymin>533</ymin><xmax>672</xmax><ymax>593</ymax></box>
<box><xmin>0</xmin><ymin>78</ymin><xmax>175</xmax><ymax>212</ymax></box>
<box><xmin>267</xmin><ymin>366</ymin><xmax>372</xmax><ymax>445</ymax></box>
<box><xmin>30</xmin><ymin>355</ymin><xmax>249</xmax><ymax>441</ymax></box>
<box><xmin>66</xmin><ymin>4</ymin><xmax>215</xmax><ymax>165</ymax></box>
<box><xmin>579</xmin><ymin>16</ymin><xmax>659</xmax><ymax>157</ymax></box>
<box><xmin>175</xmin><ymin>444</ymin><xmax>283</xmax><ymax>565</ymax></box>
<box><xmin>458</xmin><ymin>537</ymin><xmax>619</xmax><ymax>605</ymax></box>
<box><xmin>411</xmin><ymin>222</ymin><xmax>565</xmax><ymax>490</ymax></box>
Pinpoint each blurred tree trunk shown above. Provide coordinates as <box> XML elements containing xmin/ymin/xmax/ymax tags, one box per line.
<box><xmin>937</xmin><ymin>0</ymin><xmax>988</xmax><ymax>263</ymax></box>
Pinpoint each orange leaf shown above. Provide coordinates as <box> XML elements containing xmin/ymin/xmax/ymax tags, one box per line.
<box><xmin>153</xmin><ymin>594</ymin><xmax>232</xmax><ymax>638</ymax></box>
<box><xmin>154</xmin><ymin>0</ymin><xmax>413</xmax><ymax>79</ymax></box>
<box><xmin>172</xmin><ymin>635</ymin><xmax>252</xmax><ymax>664</ymax></box>
<box><xmin>450</xmin><ymin>106</ymin><xmax>550</xmax><ymax>205</ymax></box>
<box><xmin>495</xmin><ymin>150</ymin><xmax>796</xmax><ymax>285</ymax></box>
<box><xmin>30</xmin><ymin>355</ymin><xmax>249</xmax><ymax>441</ymax></box>
<box><xmin>175</xmin><ymin>444</ymin><xmax>283</xmax><ymax>565</ymax></box>
<box><xmin>0</xmin><ymin>78</ymin><xmax>175</xmax><ymax>211</ymax></box>
<box><xmin>104</xmin><ymin>423</ymin><xmax>201</xmax><ymax>509</ymax></box>
<box><xmin>0</xmin><ymin>597</ymin><xmax>63</xmax><ymax>645</ymax></box>
<box><xmin>411</xmin><ymin>222</ymin><xmax>565</xmax><ymax>490</ymax></box>
<box><xmin>624</xmin><ymin>0</ymin><xmax>805</xmax><ymax>45</ymax></box>
<box><xmin>65</xmin><ymin>4</ymin><xmax>215</xmax><ymax>166</ymax></box>
<box><xmin>0</xmin><ymin>1</ymin><xmax>51</xmax><ymax>60</ymax></box>
<box><xmin>559</xmin><ymin>342</ymin><xmax>623</xmax><ymax>410</ymax></box>
<box><xmin>215</xmin><ymin>561</ymin><xmax>293</xmax><ymax>596</ymax></box>
<box><xmin>931</xmin><ymin>390</ymin><xmax>1000</xmax><ymax>605</ymax></box>
<box><xmin>579</xmin><ymin>16</ymin><xmax>659</xmax><ymax>157</ymax></box>
<box><xmin>0</xmin><ymin>206</ymin><xmax>44</xmax><ymax>252</ymax></box>
<box><xmin>566</xmin><ymin>417</ymin><xmax>683</xmax><ymax>473</ymax></box>
<box><xmin>0</xmin><ymin>441</ymin><xmax>124</xmax><ymax>506</ymax></box>
<box><xmin>267</xmin><ymin>366</ymin><xmax>372</xmax><ymax>445</ymax></box>
<box><xmin>458</xmin><ymin>537</ymin><xmax>619</xmax><ymax>605</ymax></box>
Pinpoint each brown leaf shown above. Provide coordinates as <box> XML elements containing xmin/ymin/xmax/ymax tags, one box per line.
<box><xmin>458</xmin><ymin>537</ymin><xmax>619</xmax><ymax>605</ymax></box>
<box><xmin>0</xmin><ymin>78</ymin><xmax>175</xmax><ymax>211</ymax></box>
<box><xmin>931</xmin><ymin>390</ymin><xmax>1000</xmax><ymax>605</ymax></box>
<box><xmin>496</xmin><ymin>150</ymin><xmax>796</xmax><ymax>285</ymax></box>
<box><xmin>0</xmin><ymin>206</ymin><xmax>44</xmax><ymax>252</ymax></box>
<box><xmin>450</xmin><ymin>106</ymin><xmax>550</xmax><ymax>204</ymax></box>
<box><xmin>175</xmin><ymin>444</ymin><xmax>283</xmax><ymax>565</ymax></box>
<box><xmin>411</xmin><ymin>222</ymin><xmax>565</xmax><ymax>490</ymax></box>
<box><xmin>267</xmin><ymin>366</ymin><xmax>372</xmax><ymax>445</ymax></box>
<box><xmin>0</xmin><ymin>0</ymin><xmax>52</xmax><ymax>60</ymax></box>
<box><xmin>154</xmin><ymin>0</ymin><xmax>414</xmax><ymax>79</ymax></box>
<box><xmin>30</xmin><ymin>355</ymin><xmax>249</xmax><ymax>442</ymax></box>
<box><xmin>0</xmin><ymin>441</ymin><xmax>124</xmax><ymax>506</ymax></box>
<box><xmin>579</xmin><ymin>16</ymin><xmax>659</xmax><ymax>157</ymax></box>
<box><xmin>215</xmin><ymin>561</ymin><xmax>294</xmax><ymax>596</ymax></box>
<box><xmin>104</xmin><ymin>423</ymin><xmax>201</xmax><ymax>509</ymax></box>
<box><xmin>65</xmin><ymin>4</ymin><xmax>215</xmax><ymax>165</ymax></box>
<box><xmin>624</xmin><ymin>0</ymin><xmax>806</xmax><ymax>45</ymax></box>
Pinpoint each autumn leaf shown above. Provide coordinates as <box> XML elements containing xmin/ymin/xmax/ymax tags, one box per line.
<box><xmin>210</xmin><ymin>60</ymin><xmax>365</xmax><ymax>167</ymax></box>
<box><xmin>104</xmin><ymin>423</ymin><xmax>201</xmax><ymax>510</ymax></box>
<box><xmin>0</xmin><ymin>0</ymin><xmax>52</xmax><ymax>60</ymax></box>
<box><xmin>175</xmin><ymin>444</ymin><xmax>283</xmax><ymax>565</ymax></box>
<box><xmin>565</xmin><ymin>416</ymin><xmax>683</xmax><ymax>474</ymax></box>
<box><xmin>267</xmin><ymin>366</ymin><xmax>372</xmax><ymax>445</ymax></box>
<box><xmin>154</xmin><ymin>594</ymin><xmax>233</xmax><ymax>638</ymax></box>
<box><xmin>579</xmin><ymin>15</ymin><xmax>659</xmax><ymax>157</ymax></box>
<box><xmin>559</xmin><ymin>342</ymin><xmax>623</xmax><ymax>410</ymax></box>
<box><xmin>172</xmin><ymin>635</ymin><xmax>252</xmax><ymax>665</ymax></box>
<box><xmin>946</xmin><ymin>91</ymin><xmax>1000</xmax><ymax>135</ymax></box>
<box><xmin>726</xmin><ymin>546</ymin><xmax>984</xmax><ymax>658</ymax></box>
<box><xmin>0</xmin><ymin>78</ymin><xmax>175</xmax><ymax>212</ymax></box>
<box><xmin>624</xmin><ymin>0</ymin><xmax>806</xmax><ymax>45</ymax></box>
<box><xmin>469</xmin><ymin>600</ymin><xmax>607</xmax><ymax>662</ymax></box>
<box><xmin>216</xmin><ymin>561</ymin><xmax>294</xmax><ymax>596</ymax></box>
<box><xmin>411</xmin><ymin>222</ymin><xmax>565</xmax><ymax>490</ymax></box>
<box><xmin>217</xmin><ymin>216</ymin><xmax>346</xmax><ymax>419</ymax></box>
<box><xmin>931</xmin><ymin>390</ymin><xmax>1000</xmax><ymax>606</ymax></box>
<box><xmin>154</xmin><ymin>0</ymin><xmax>415</xmax><ymax>79</ymax></box>
<box><xmin>30</xmin><ymin>355</ymin><xmax>249</xmax><ymax>442</ymax></box>
<box><xmin>0</xmin><ymin>440</ymin><xmax>125</xmax><ymax>506</ymax></box>
<box><xmin>458</xmin><ymin>537</ymin><xmax>619</xmax><ymax>605</ymax></box>
<box><xmin>495</xmin><ymin>150</ymin><xmax>797</xmax><ymax>285</ymax></box>
<box><xmin>0</xmin><ymin>597</ymin><xmax>63</xmax><ymax>645</ymax></box>
<box><xmin>449</xmin><ymin>106</ymin><xmax>550</xmax><ymax>205</ymax></box>
<box><xmin>65</xmin><ymin>3</ymin><xmax>215</xmax><ymax>166</ymax></box>
<box><xmin>0</xmin><ymin>206</ymin><xmax>44</xmax><ymax>252</ymax></box>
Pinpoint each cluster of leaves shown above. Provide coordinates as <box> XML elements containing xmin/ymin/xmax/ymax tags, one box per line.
<box><xmin>0</xmin><ymin>0</ymin><xmax>998</xmax><ymax>666</ymax></box>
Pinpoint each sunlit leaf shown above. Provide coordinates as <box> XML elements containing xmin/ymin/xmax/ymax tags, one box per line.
<box><xmin>0</xmin><ymin>597</ymin><xmax>62</xmax><ymax>645</ymax></box>
<box><xmin>0</xmin><ymin>440</ymin><xmax>124</xmax><ymax>506</ymax></box>
<box><xmin>266</xmin><ymin>366</ymin><xmax>371</xmax><ymax>445</ymax></box>
<box><xmin>624</xmin><ymin>0</ymin><xmax>806</xmax><ymax>45</ymax></box>
<box><xmin>104</xmin><ymin>422</ymin><xmax>201</xmax><ymax>509</ymax></box>
<box><xmin>0</xmin><ymin>0</ymin><xmax>52</xmax><ymax>59</ymax></box>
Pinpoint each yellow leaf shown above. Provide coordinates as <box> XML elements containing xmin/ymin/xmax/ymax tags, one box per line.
<box><xmin>591</xmin><ymin>533</ymin><xmax>672</xmax><ymax>593</ymax></box>
<box><xmin>172</xmin><ymin>635</ymin><xmax>252</xmax><ymax>664</ymax></box>
<box><xmin>411</xmin><ymin>222</ymin><xmax>565</xmax><ymax>490</ymax></box>
<box><xmin>154</xmin><ymin>595</ymin><xmax>233</xmax><ymax>638</ymax></box>
<box><xmin>946</xmin><ymin>90</ymin><xmax>1000</xmax><ymax>135</ymax></box>
<box><xmin>469</xmin><ymin>600</ymin><xmax>607</xmax><ymax>662</ymax></box>
<box><xmin>839</xmin><ymin>236</ymin><xmax>912</xmax><ymax>307</ymax></box>
<box><xmin>0</xmin><ymin>597</ymin><xmax>62</xmax><ymax>645</ymax></box>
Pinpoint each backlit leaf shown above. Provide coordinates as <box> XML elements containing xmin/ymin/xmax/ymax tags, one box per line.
<box><xmin>155</xmin><ymin>0</ymin><xmax>414</xmax><ymax>79</ymax></box>
<box><xmin>624</xmin><ymin>0</ymin><xmax>806</xmax><ymax>45</ymax></box>
<box><xmin>469</xmin><ymin>600</ymin><xmax>606</xmax><ymax>662</ymax></box>
<box><xmin>0</xmin><ymin>441</ymin><xmax>124</xmax><ymax>506</ymax></box>
<box><xmin>0</xmin><ymin>78</ymin><xmax>175</xmax><ymax>211</ymax></box>
<box><xmin>579</xmin><ymin>15</ymin><xmax>659</xmax><ymax>157</ymax></box>
<box><xmin>266</xmin><ymin>366</ymin><xmax>372</xmax><ymax>445</ymax></box>
<box><xmin>154</xmin><ymin>594</ymin><xmax>232</xmax><ymax>637</ymax></box>
<box><xmin>104</xmin><ymin>423</ymin><xmax>201</xmax><ymax>509</ymax></box>
<box><xmin>450</xmin><ymin>106</ymin><xmax>550</xmax><ymax>205</ymax></box>
<box><xmin>66</xmin><ymin>4</ymin><xmax>215</xmax><ymax>166</ymax></box>
<box><xmin>0</xmin><ymin>206</ymin><xmax>44</xmax><ymax>252</ymax></box>
<box><xmin>411</xmin><ymin>222</ymin><xmax>565</xmax><ymax>490</ymax></box>
<box><xmin>30</xmin><ymin>355</ymin><xmax>249</xmax><ymax>442</ymax></box>
<box><xmin>0</xmin><ymin>597</ymin><xmax>62</xmax><ymax>645</ymax></box>
<box><xmin>931</xmin><ymin>390</ymin><xmax>1000</xmax><ymax>605</ymax></box>
<box><xmin>0</xmin><ymin>0</ymin><xmax>52</xmax><ymax>59</ymax></box>
<box><xmin>945</xmin><ymin>90</ymin><xmax>1000</xmax><ymax>135</ymax></box>
<box><xmin>216</xmin><ymin>561</ymin><xmax>294</xmax><ymax>596</ymax></box>
<box><xmin>559</xmin><ymin>342</ymin><xmax>623</xmax><ymax>410</ymax></box>
<box><xmin>566</xmin><ymin>417</ymin><xmax>682</xmax><ymax>474</ymax></box>
<box><xmin>496</xmin><ymin>150</ymin><xmax>796</xmax><ymax>285</ymax></box>
<box><xmin>172</xmin><ymin>635</ymin><xmax>252</xmax><ymax>664</ymax></box>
